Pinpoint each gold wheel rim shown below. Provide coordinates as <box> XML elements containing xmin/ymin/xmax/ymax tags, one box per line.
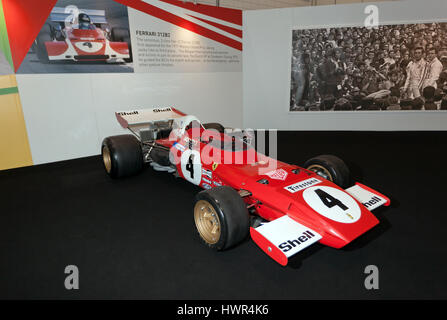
<box><xmin>194</xmin><ymin>200</ymin><xmax>221</xmax><ymax>245</ymax></box>
<box><xmin>307</xmin><ymin>164</ymin><xmax>333</xmax><ymax>181</ymax></box>
<box><xmin>103</xmin><ymin>145</ymin><xmax>112</xmax><ymax>173</ymax></box>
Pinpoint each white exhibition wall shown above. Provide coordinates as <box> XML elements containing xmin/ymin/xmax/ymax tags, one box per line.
<box><xmin>13</xmin><ymin>0</ymin><xmax>447</xmax><ymax>166</ymax></box>
<box><xmin>17</xmin><ymin>72</ymin><xmax>242</xmax><ymax>165</ymax></box>
<box><xmin>16</xmin><ymin>2</ymin><xmax>243</xmax><ymax>166</ymax></box>
<box><xmin>243</xmin><ymin>0</ymin><xmax>447</xmax><ymax>130</ymax></box>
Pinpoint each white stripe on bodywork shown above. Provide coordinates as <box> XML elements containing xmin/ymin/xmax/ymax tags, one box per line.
<box><xmin>48</xmin><ymin>37</ymin><xmax>129</xmax><ymax>62</ymax></box>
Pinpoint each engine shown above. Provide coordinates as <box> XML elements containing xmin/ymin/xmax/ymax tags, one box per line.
<box><xmin>139</xmin><ymin>120</ymin><xmax>172</xmax><ymax>142</ymax></box>
<box><xmin>140</xmin><ymin>120</ymin><xmax>174</xmax><ymax>171</ymax></box>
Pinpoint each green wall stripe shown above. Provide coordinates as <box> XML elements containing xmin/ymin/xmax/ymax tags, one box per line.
<box><xmin>0</xmin><ymin>86</ymin><xmax>18</xmax><ymax>96</ymax></box>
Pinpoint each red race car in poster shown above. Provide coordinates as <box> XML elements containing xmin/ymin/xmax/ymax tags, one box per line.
<box><xmin>34</xmin><ymin>7</ymin><xmax>131</xmax><ymax>63</ymax></box>
<box><xmin>101</xmin><ymin>107</ymin><xmax>390</xmax><ymax>266</ymax></box>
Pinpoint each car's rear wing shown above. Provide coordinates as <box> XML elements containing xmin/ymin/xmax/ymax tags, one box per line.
<box><xmin>50</xmin><ymin>7</ymin><xmax>108</xmax><ymax>24</ymax></box>
<box><xmin>115</xmin><ymin>107</ymin><xmax>186</xmax><ymax>129</ymax></box>
<box><xmin>115</xmin><ymin>107</ymin><xmax>204</xmax><ymax>141</ymax></box>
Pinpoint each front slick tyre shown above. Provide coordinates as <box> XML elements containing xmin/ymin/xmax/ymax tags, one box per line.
<box><xmin>304</xmin><ymin>154</ymin><xmax>351</xmax><ymax>188</ymax></box>
<box><xmin>194</xmin><ymin>186</ymin><xmax>249</xmax><ymax>251</ymax></box>
<box><xmin>102</xmin><ymin>134</ymin><xmax>143</xmax><ymax>179</ymax></box>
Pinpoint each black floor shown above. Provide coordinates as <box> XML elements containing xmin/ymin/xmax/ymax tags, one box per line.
<box><xmin>1</xmin><ymin>131</ymin><xmax>446</xmax><ymax>299</ymax></box>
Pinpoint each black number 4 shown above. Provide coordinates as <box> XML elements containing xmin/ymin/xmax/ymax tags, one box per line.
<box><xmin>314</xmin><ymin>189</ymin><xmax>348</xmax><ymax>211</ymax></box>
<box><xmin>186</xmin><ymin>154</ymin><xmax>194</xmax><ymax>179</ymax></box>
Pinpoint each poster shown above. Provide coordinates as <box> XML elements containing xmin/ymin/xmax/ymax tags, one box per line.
<box><xmin>290</xmin><ymin>22</ymin><xmax>447</xmax><ymax>111</ymax></box>
<box><xmin>16</xmin><ymin>0</ymin><xmax>243</xmax><ymax>75</ymax></box>
<box><xmin>125</xmin><ymin>0</ymin><xmax>242</xmax><ymax>73</ymax></box>
<box><xmin>17</xmin><ymin>0</ymin><xmax>133</xmax><ymax>74</ymax></box>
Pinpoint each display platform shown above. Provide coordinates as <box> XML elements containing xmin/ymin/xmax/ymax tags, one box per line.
<box><xmin>1</xmin><ymin>131</ymin><xmax>446</xmax><ymax>299</ymax></box>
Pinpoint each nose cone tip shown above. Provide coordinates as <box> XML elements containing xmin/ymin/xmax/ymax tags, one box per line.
<box><xmin>325</xmin><ymin>211</ymin><xmax>380</xmax><ymax>248</ymax></box>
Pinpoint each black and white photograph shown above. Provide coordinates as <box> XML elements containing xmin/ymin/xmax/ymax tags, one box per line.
<box><xmin>18</xmin><ymin>0</ymin><xmax>133</xmax><ymax>74</ymax></box>
<box><xmin>290</xmin><ymin>22</ymin><xmax>447</xmax><ymax>111</ymax></box>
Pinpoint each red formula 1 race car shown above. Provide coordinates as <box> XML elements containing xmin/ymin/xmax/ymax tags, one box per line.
<box><xmin>34</xmin><ymin>7</ymin><xmax>131</xmax><ymax>63</ymax></box>
<box><xmin>101</xmin><ymin>108</ymin><xmax>390</xmax><ymax>266</ymax></box>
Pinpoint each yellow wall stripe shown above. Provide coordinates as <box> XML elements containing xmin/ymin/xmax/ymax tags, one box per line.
<box><xmin>0</xmin><ymin>75</ymin><xmax>33</xmax><ymax>170</ymax></box>
<box><xmin>0</xmin><ymin>74</ymin><xmax>16</xmax><ymax>88</ymax></box>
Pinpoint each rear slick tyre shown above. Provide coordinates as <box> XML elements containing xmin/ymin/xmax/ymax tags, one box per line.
<box><xmin>101</xmin><ymin>134</ymin><xmax>143</xmax><ymax>178</ymax></box>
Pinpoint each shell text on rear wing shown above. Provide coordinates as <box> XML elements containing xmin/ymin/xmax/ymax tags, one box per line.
<box><xmin>115</xmin><ymin>107</ymin><xmax>186</xmax><ymax>129</ymax></box>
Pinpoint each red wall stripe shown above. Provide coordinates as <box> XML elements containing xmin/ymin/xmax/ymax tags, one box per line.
<box><xmin>187</xmin><ymin>14</ymin><xmax>242</xmax><ymax>39</ymax></box>
<box><xmin>2</xmin><ymin>0</ymin><xmax>58</xmax><ymax>72</ymax></box>
<box><xmin>158</xmin><ymin>0</ymin><xmax>242</xmax><ymax>26</ymax></box>
<box><xmin>115</xmin><ymin>0</ymin><xmax>242</xmax><ymax>51</ymax></box>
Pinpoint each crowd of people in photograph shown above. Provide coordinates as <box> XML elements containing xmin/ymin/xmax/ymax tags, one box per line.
<box><xmin>290</xmin><ymin>22</ymin><xmax>447</xmax><ymax>111</ymax></box>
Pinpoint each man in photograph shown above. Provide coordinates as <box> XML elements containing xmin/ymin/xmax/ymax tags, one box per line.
<box><xmin>422</xmin><ymin>47</ymin><xmax>443</xmax><ymax>89</ymax></box>
<box><xmin>402</xmin><ymin>46</ymin><xmax>427</xmax><ymax>98</ymax></box>
<box><xmin>384</xmin><ymin>51</ymin><xmax>396</xmax><ymax>66</ymax></box>
<box><xmin>365</xmin><ymin>51</ymin><xmax>376</xmax><ymax>67</ymax></box>
<box><xmin>291</xmin><ymin>51</ymin><xmax>310</xmax><ymax>109</ymax></box>
<box><xmin>316</xmin><ymin>49</ymin><xmax>340</xmax><ymax>98</ymax></box>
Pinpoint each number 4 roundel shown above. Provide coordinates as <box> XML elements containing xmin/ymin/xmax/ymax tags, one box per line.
<box><xmin>303</xmin><ymin>186</ymin><xmax>361</xmax><ymax>223</ymax></box>
<box><xmin>180</xmin><ymin>149</ymin><xmax>202</xmax><ymax>185</ymax></box>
